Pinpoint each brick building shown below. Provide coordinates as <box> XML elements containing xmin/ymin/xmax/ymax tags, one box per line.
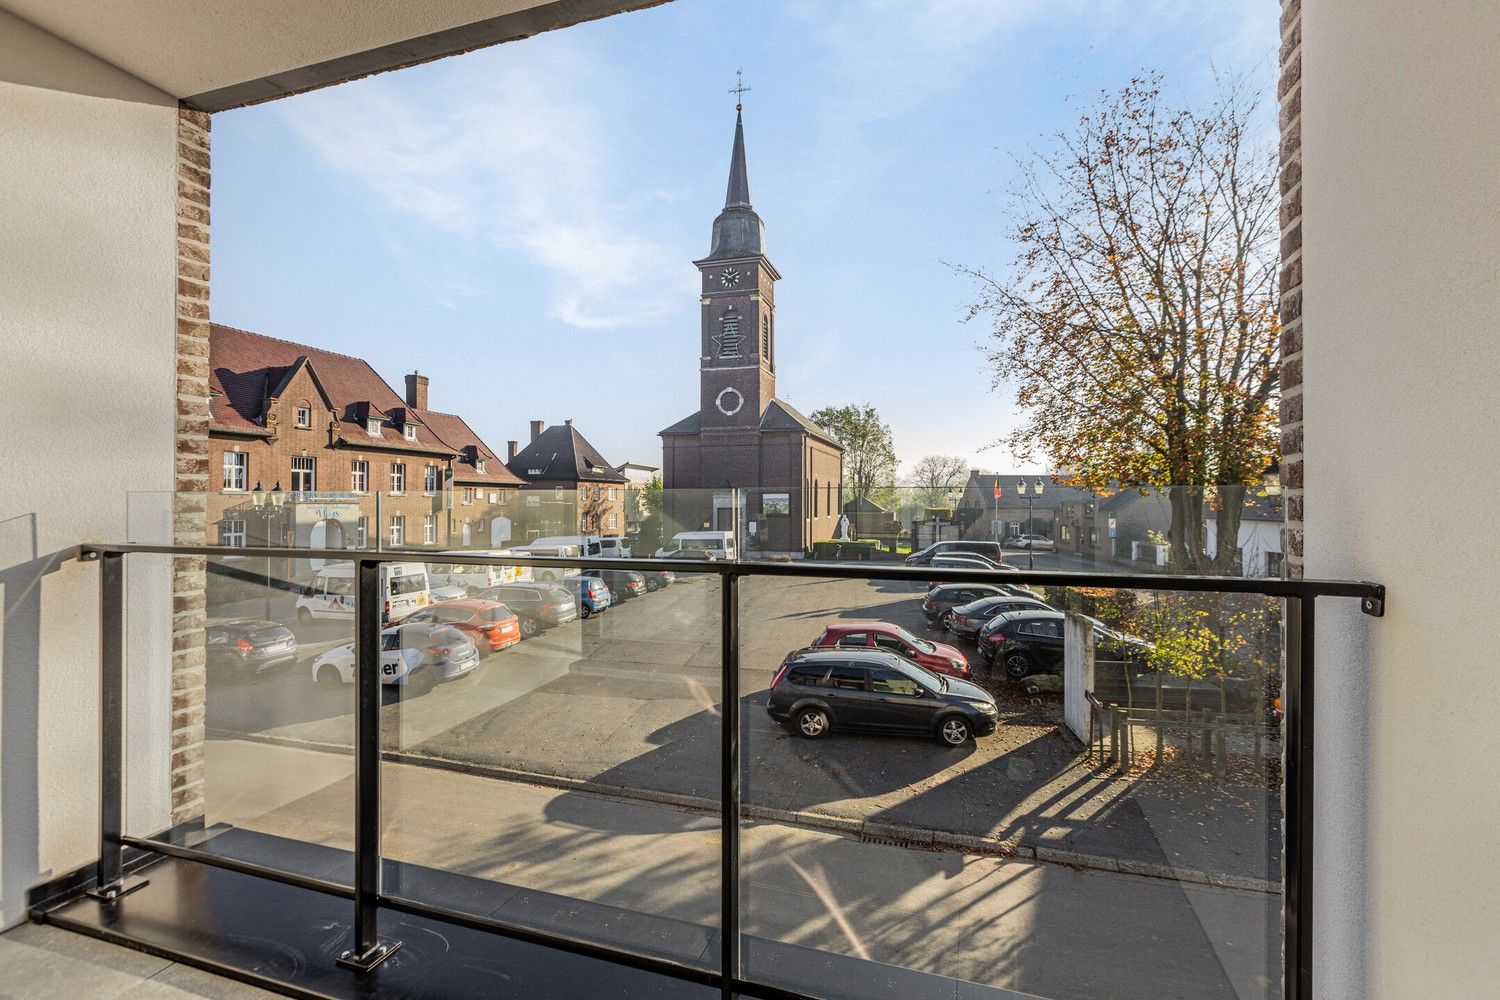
<box><xmin>207</xmin><ymin>324</ymin><xmax>522</xmax><ymax>553</ymax></box>
<box><xmin>659</xmin><ymin>105</ymin><xmax>843</xmax><ymax>554</ymax></box>
<box><xmin>505</xmin><ymin>420</ymin><xmax>628</xmax><ymax>540</ymax></box>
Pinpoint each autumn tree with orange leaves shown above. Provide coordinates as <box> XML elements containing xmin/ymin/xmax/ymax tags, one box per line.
<box><xmin>957</xmin><ymin>77</ymin><xmax>1280</xmax><ymax>573</ymax></box>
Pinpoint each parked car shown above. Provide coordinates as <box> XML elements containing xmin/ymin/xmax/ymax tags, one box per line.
<box><xmin>475</xmin><ymin>583</ymin><xmax>578</xmax><ymax>637</ymax></box>
<box><xmin>656</xmin><ymin>530</ymin><xmax>736</xmax><ymax>560</ymax></box>
<box><xmin>921</xmin><ymin>583</ymin><xmax>1014</xmax><ymax>628</ymax></box>
<box><xmin>977</xmin><ymin>610</ymin><xmax>1150</xmax><ymax>679</ymax></box>
<box><xmin>905</xmin><ymin>540</ymin><xmax>1005</xmax><ymax>566</ymax></box>
<box><xmin>810</xmin><ymin>621</ymin><xmax>971</xmax><ymax>678</ymax></box>
<box><xmin>560</xmin><ymin>574</ymin><xmax>612</xmax><ymax>618</ymax></box>
<box><xmin>930</xmin><ymin>552</ymin><xmax>1010</xmax><ymax>571</ymax></box>
<box><xmin>396</xmin><ymin>598</ymin><xmax>520</xmax><ymax>656</ymax></box>
<box><xmin>643</xmin><ymin>568</ymin><xmax>676</xmax><ymax>592</ymax></box>
<box><xmin>599</xmin><ymin>536</ymin><xmax>632</xmax><ymax>558</ymax></box>
<box><xmin>767</xmin><ymin>648</ymin><xmax>998</xmax><ymax>746</ymax></box>
<box><xmin>582</xmin><ymin>568</ymin><xmax>647</xmax><ymax>601</ymax></box>
<box><xmin>946</xmin><ymin>595</ymin><xmax>1055</xmax><ymax>639</ymax></box>
<box><xmin>311</xmin><ymin>622</ymin><xmax>479</xmax><ymax>696</ymax></box>
<box><xmin>429</xmin><ymin>584</ymin><xmax>467</xmax><ymax>603</ymax></box>
<box><xmin>206</xmin><ymin>619</ymin><xmax>297</xmax><ymax>680</ymax></box>
<box><xmin>1005</xmin><ymin>533</ymin><xmax>1057</xmax><ymax>551</ymax></box>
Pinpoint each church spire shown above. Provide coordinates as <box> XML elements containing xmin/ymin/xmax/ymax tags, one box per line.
<box><xmin>704</xmin><ymin>74</ymin><xmax>765</xmax><ymax>262</ymax></box>
<box><xmin>724</xmin><ymin>108</ymin><xmax>752</xmax><ymax>209</ymax></box>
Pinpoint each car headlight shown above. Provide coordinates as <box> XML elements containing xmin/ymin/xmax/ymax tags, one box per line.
<box><xmin>969</xmin><ymin>700</ymin><xmax>998</xmax><ymax>715</ymax></box>
<box><xmin>949</xmin><ymin>658</ymin><xmax>965</xmax><ymax>670</ymax></box>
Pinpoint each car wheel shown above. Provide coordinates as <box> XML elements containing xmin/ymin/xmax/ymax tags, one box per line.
<box><xmin>794</xmin><ymin>708</ymin><xmax>830</xmax><ymax>739</ymax></box>
<box><xmin>1004</xmin><ymin>651</ymin><xmax>1034</xmax><ymax>679</ymax></box>
<box><xmin>404</xmin><ymin>668</ymin><xmax>435</xmax><ymax>699</ymax></box>
<box><xmin>580</xmin><ymin>605</ymin><xmax>592</xmax><ymax>619</ymax></box>
<box><xmin>296</xmin><ymin>607</ymin><xmax>312</xmax><ymax>626</ymax></box>
<box><xmin>645</xmin><ymin>577</ymin><xmax>660</xmax><ymax>592</ymax></box>
<box><xmin>519</xmin><ymin>616</ymin><xmax>540</xmax><ymax>639</ymax></box>
<box><xmin>938</xmin><ymin>716</ymin><xmax>972</xmax><ymax>746</ymax></box>
<box><xmin>316</xmin><ymin>665</ymin><xmax>343</xmax><ymax>691</ymax></box>
<box><xmin>939</xmin><ymin>610</ymin><xmax>955</xmax><ymax>630</ymax></box>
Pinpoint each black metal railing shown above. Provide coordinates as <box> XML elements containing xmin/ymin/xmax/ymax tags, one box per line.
<box><xmin>73</xmin><ymin>541</ymin><xmax>1384</xmax><ymax>1000</ymax></box>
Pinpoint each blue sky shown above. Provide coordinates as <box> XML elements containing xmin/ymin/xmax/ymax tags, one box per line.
<box><xmin>212</xmin><ymin>0</ymin><xmax>1277</xmax><ymax>477</ymax></box>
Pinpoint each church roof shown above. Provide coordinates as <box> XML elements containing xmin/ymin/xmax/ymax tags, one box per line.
<box><xmin>658</xmin><ymin>398</ymin><xmax>843</xmax><ymax>451</ymax></box>
<box><xmin>506</xmin><ymin>421</ymin><xmax>627</xmax><ymax>484</ymax></box>
<box><xmin>701</xmin><ymin>109</ymin><xmax>765</xmax><ymax>262</ymax></box>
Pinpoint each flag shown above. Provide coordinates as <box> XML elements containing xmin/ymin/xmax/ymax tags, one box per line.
<box><xmin>992</xmin><ymin>485</ymin><xmax>1003</xmax><ymax>500</ymax></box>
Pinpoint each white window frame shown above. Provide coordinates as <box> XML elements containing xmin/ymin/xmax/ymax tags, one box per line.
<box><xmin>219</xmin><ymin>519</ymin><xmax>247</xmax><ymax>547</ymax></box>
<box><xmin>295</xmin><ymin>405</ymin><xmax>312</xmax><ymax>429</ymax></box>
<box><xmin>351</xmin><ymin>459</ymin><xmax>369</xmax><ymax>493</ymax></box>
<box><xmin>390</xmin><ymin>462</ymin><xmax>406</xmax><ymax>494</ymax></box>
<box><xmin>291</xmin><ymin>455</ymin><xmax>316</xmax><ymax>493</ymax></box>
<box><xmin>356</xmin><ymin>516</ymin><xmax>369</xmax><ymax>548</ymax></box>
<box><xmin>462</xmin><ymin>487</ymin><xmax>473</xmax><ymax>506</ymax></box>
<box><xmin>389</xmin><ymin>514</ymin><xmax>405</xmax><ymax>546</ymax></box>
<box><xmin>404</xmin><ymin>424</ymin><xmax>418</xmax><ymax>441</ymax></box>
<box><xmin>367</xmin><ymin>417</ymin><xmax>382</xmax><ymax>437</ymax></box>
<box><xmin>607</xmin><ymin>512</ymin><xmax>618</xmax><ymax>530</ymax></box>
<box><xmin>424</xmin><ymin>514</ymin><xmax>437</xmax><ymax>544</ymax></box>
<box><xmin>476</xmin><ymin>459</ymin><xmax>487</xmax><ymax>473</ymax></box>
<box><xmin>424</xmin><ymin>464</ymin><xmax>440</xmax><ymax>493</ymax></box>
<box><xmin>222</xmin><ymin>452</ymin><xmax>247</xmax><ymax>492</ymax></box>
<box><xmin>607</xmin><ymin>487</ymin><xmax>617</xmax><ymax>501</ymax></box>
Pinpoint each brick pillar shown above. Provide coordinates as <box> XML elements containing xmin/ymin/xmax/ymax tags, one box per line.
<box><xmin>1279</xmin><ymin>0</ymin><xmax>1305</xmax><ymax>578</ymax></box>
<box><xmin>172</xmin><ymin>106</ymin><xmax>211</xmax><ymax>825</ymax></box>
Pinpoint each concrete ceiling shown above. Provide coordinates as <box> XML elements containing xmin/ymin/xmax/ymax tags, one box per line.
<box><xmin>1</xmin><ymin>0</ymin><xmax>662</xmax><ymax>109</ymax></box>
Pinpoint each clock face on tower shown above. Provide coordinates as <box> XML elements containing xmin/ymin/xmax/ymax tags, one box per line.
<box><xmin>719</xmin><ymin>267</ymin><xmax>741</xmax><ymax>288</ymax></box>
<box><xmin>715</xmin><ymin>387</ymin><xmax>744</xmax><ymax>416</ymax></box>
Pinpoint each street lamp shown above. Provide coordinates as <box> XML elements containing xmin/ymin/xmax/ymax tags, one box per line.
<box><xmin>250</xmin><ymin>481</ymin><xmax>286</xmax><ymax>620</ymax></box>
<box><xmin>1014</xmin><ymin>477</ymin><xmax>1045</xmax><ymax>570</ymax></box>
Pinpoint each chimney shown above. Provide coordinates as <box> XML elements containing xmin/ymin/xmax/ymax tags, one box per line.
<box><xmin>507</xmin><ymin>440</ymin><xmax>519</xmax><ymax>461</ymax></box>
<box><xmin>530</xmin><ymin>420</ymin><xmax>545</xmax><ymax>442</ymax></box>
<box><xmin>564</xmin><ymin>418</ymin><xmax>573</xmax><ymax>427</ymax></box>
<box><xmin>405</xmin><ymin>371</ymin><xmax>428</xmax><ymax>411</ymax></box>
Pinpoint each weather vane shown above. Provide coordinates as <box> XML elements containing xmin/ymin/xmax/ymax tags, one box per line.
<box><xmin>729</xmin><ymin>68</ymin><xmax>750</xmax><ymax>111</ymax></box>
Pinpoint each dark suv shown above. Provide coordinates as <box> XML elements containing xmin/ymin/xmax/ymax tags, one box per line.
<box><xmin>767</xmin><ymin>648</ymin><xmax>999</xmax><ymax>746</ymax></box>
<box><xmin>476</xmin><ymin>583</ymin><xmax>578</xmax><ymax>637</ymax></box>
<box><xmin>921</xmin><ymin>583</ymin><xmax>1013</xmax><ymax>628</ymax></box>
<box><xmin>979</xmin><ymin>610</ymin><xmax>1150</xmax><ymax>678</ymax></box>
<box><xmin>904</xmin><ymin>540</ymin><xmax>1006</xmax><ymax>566</ymax></box>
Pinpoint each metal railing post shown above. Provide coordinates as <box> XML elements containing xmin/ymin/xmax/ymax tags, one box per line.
<box><xmin>719</xmin><ymin>569</ymin><xmax>741</xmax><ymax>999</ymax></box>
<box><xmin>1284</xmin><ymin>595</ymin><xmax>1315</xmax><ymax>1000</ymax></box>
<box><xmin>87</xmin><ymin>551</ymin><xmax>147</xmax><ymax>901</ymax></box>
<box><xmin>337</xmin><ymin>557</ymin><xmax>400</xmax><ymax>971</ymax></box>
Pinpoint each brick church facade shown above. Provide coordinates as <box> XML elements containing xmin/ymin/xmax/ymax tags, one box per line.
<box><xmin>660</xmin><ymin>106</ymin><xmax>844</xmax><ymax>555</ymax></box>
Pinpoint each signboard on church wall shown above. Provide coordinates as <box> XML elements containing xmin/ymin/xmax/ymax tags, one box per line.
<box><xmin>763</xmin><ymin>493</ymin><xmax>790</xmax><ymax>515</ymax></box>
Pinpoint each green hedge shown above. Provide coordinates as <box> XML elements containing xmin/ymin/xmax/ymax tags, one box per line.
<box><xmin>811</xmin><ymin>539</ymin><xmax>884</xmax><ymax>561</ymax></box>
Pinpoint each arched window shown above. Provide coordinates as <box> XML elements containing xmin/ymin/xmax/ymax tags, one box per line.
<box><xmin>719</xmin><ymin>311</ymin><xmax>743</xmax><ymax>357</ymax></box>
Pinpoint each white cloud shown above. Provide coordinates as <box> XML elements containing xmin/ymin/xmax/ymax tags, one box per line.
<box><xmin>279</xmin><ymin>39</ymin><xmax>691</xmax><ymax>329</ymax></box>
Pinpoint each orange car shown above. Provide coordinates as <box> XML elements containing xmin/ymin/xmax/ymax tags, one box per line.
<box><xmin>396</xmin><ymin>598</ymin><xmax>521</xmax><ymax>656</ymax></box>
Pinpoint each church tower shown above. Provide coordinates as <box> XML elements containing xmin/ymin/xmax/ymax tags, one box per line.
<box><xmin>693</xmin><ymin>105</ymin><xmax>779</xmax><ymax>431</ymax></box>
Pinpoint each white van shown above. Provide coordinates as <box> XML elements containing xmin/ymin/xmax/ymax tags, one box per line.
<box><xmin>522</xmin><ymin>535</ymin><xmax>604</xmax><ymax>558</ymax></box>
<box><xmin>427</xmin><ymin>550</ymin><xmax>531</xmax><ymax>594</ymax></box>
<box><xmin>655</xmin><ymin>531</ymin><xmax>737</xmax><ymax>561</ymax></box>
<box><xmin>295</xmin><ymin>561</ymin><xmax>430</xmax><ymax>624</ymax></box>
<box><xmin>508</xmin><ymin>543</ymin><xmax>582</xmax><ymax>582</ymax></box>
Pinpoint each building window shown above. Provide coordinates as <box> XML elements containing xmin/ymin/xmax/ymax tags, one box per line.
<box><xmin>719</xmin><ymin>311</ymin><xmax>742</xmax><ymax>356</ymax></box>
<box><xmin>813</xmin><ymin>480</ymin><xmax>819</xmax><ymax>517</ymax></box>
<box><xmin>424</xmin><ymin>514</ymin><xmax>437</xmax><ymax>544</ymax></box>
<box><xmin>356</xmin><ymin>516</ymin><xmax>369</xmax><ymax>547</ymax></box>
<box><xmin>762</xmin><ymin>315</ymin><xmax>770</xmax><ymax>360</ymax></box>
<box><xmin>222</xmin><ymin>452</ymin><xmax>247</xmax><ymax>492</ymax></box>
<box><xmin>607</xmin><ymin>487</ymin><xmax>617</xmax><ymax>501</ymax></box>
<box><xmin>462</xmin><ymin>487</ymin><xmax>473</xmax><ymax>506</ymax></box>
<box><xmin>351</xmin><ymin>459</ymin><xmax>369</xmax><ymax>493</ymax></box>
<box><xmin>1061</xmin><ymin>524</ymin><xmax>1073</xmax><ymax>542</ymax></box>
<box><xmin>367</xmin><ymin>418</ymin><xmax>382</xmax><ymax>437</ymax></box>
<box><xmin>424</xmin><ymin>464</ymin><xmax>440</xmax><ymax>493</ymax></box>
<box><xmin>389</xmin><ymin>514</ymin><xmax>405</xmax><ymax>546</ymax></box>
<box><xmin>390</xmin><ymin>462</ymin><xmax>406</xmax><ymax>493</ymax></box>
<box><xmin>404</xmin><ymin>424</ymin><xmax>418</xmax><ymax>441</ymax></box>
<box><xmin>295</xmin><ymin>405</ymin><xmax>312</xmax><ymax>429</ymax></box>
<box><xmin>219</xmin><ymin>519</ymin><xmax>247</xmax><ymax>547</ymax></box>
<box><xmin>291</xmin><ymin>456</ymin><xmax>315</xmax><ymax>493</ymax></box>
<box><xmin>497</xmin><ymin>491</ymin><xmax>509</xmax><ymax>506</ymax></box>
<box><xmin>476</xmin><ymin>459</ymin><xmax>487</xmax><ymax>473</ymax></box>
<box><xmin>607</xmin><ymin>512</ymin><xmax>618</xmax><ymax>530</ymax></box>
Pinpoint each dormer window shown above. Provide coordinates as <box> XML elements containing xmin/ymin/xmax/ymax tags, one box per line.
<box><xmin>476</xmin><ymin>459</ymin><xmax>487</xmax><ymax>473</ymax></box>
<box><xmin>367</xmin><ymin>418</ymin><xmax>381</xmax><ymax>437</ymax></box>
<box><xmin>295</xmin><ymin>405</ymin><xmax>312</xmax><ymax>429</ymax></box>
<box><xmin>404</xmin><ymin>424</ymin><xmax>417</xmax><ymax>441</ymax></box>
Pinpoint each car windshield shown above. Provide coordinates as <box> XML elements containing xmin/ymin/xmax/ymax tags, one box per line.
<box><xmin>480</xmin><ymin>606</ymin><xmax>512</xmax><ymax>623</ymax></box>
<box><xmin>892</xmin><ymin>626</ymin><xmax>935</xmax><ymax>653</ymax></box>
<box><xmin>894</xmin><ymin>658</ymin><xmax>946</xmax><ymax>693</ymax></box>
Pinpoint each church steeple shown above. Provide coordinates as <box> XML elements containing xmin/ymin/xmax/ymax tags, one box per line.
<box><xmin>705</xmin><ymin>103</ymin><xmax>765</xmax><ymax>262</ymax></box>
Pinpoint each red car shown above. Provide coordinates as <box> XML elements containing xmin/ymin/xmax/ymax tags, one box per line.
<box><xmin>397</xmin><ymin>599</ymin><xmax>521</xmax><ymax>656</ymax></box>
<box><xmin>810</xmin><ymin>621</ymin><xmax>971</xmax><ymax>678</ymax></box>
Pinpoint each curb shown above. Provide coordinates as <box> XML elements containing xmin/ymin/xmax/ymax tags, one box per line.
<box><xmin>213</xmin><ymin>729</ymin><xmax>1277</xmax><ymax>894</ymax></box>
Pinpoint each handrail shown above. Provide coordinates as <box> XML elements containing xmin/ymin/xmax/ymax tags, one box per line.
<box><xmin>78</xmin><ymin>541</ymin><xmax>1385</xmax><ymax>613</ymax></box>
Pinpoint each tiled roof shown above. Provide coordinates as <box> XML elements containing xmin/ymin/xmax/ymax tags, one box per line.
<box><xmin>507</xmin><ymin>422</ymin><xmax>627</xmax><ymax>484</ymax></box>
<box><xmin>209</xmin><ymin>324</ymin><xmax>451</xmax><ymax>456</ymax></box>
<box><xmin>962</xmin><ymin>472</ymin><xmax>1099</xmax><ymax>511</ymax></box>
<box><xmin>659</xmin><ymin>398</ymin><xmax>843</xmax><ymax>450</ymax></box>
<box><xmin>416</xmin><ymin>409</ymin><xmax>524</xmax><ymax>486</ymax></box>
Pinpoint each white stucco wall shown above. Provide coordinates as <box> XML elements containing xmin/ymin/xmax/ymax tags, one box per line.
<box><xmin>1303</xmin><ymin>2</ymin><xmax>1500</xmax><ymax>996</ymax></box>
<box><xmin>0</xmin><ymin>9</ymin><xmax>178</xmax><ymax>928</ymax></box>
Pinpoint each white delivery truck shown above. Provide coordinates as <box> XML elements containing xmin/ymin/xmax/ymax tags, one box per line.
<box><xmin>426</xmin><ymin>550</ymin><xmax>532</xmax><ymax>594</ymax></box>
<box><xmin>295</xmin><ymin>561</ymin><xmax>430</xmax><ymax>624</ymax></box>
<box><xmin>655</xmin><ymin>531</ymin><xmax>737</xmax><ymax>561</ymax></box>
<box><xmin>507</xmin><ymin>543</ymin><xmax>582</xmax><ymax>582</ymax></box>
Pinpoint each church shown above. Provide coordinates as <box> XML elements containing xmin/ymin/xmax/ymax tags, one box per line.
<box><xmin>659</xmin><ymin>101</ymin><xmax>844</xmax><ymax>556</ymax></box>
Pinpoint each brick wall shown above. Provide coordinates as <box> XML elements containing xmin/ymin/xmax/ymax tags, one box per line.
<box><xmin>1279</xmin><ymin>0</ymin><xmax>1305</xmax><ymax>578</ymax></box>
<box><xmin>172</xmin><ymin>107</ymin><xmax>211</xmax><ymax>825</ymax></box>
